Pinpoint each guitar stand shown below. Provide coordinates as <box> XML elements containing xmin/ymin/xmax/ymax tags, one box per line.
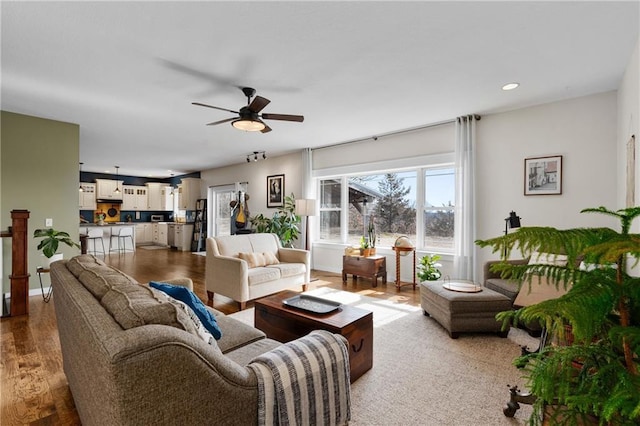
<box><xmin>504</xmin><ymin>385</ymin><xmax>537</xmax><ymax>417</ymax></box>
<box><xmin>503</xmin><ymin>328</ymin><xmax>548</xmax><ymax>417</ymax></box>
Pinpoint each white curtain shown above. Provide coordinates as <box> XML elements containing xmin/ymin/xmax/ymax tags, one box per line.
<box><xmin>454</xmin><ymin>115</ymin><xmax>477</xmax><ymax>281</ymax></box>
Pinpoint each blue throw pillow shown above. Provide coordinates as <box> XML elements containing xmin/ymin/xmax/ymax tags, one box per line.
<box><xmin>150</xmin><ymin>281</ymin><xmax>222</xmax><ymax>340</ymax></box>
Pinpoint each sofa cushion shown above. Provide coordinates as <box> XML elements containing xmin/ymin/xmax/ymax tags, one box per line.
<box><xmin>215</xmin><ymin>235</ymin><xmax>255</xmax><ymax>257</ymax></box>
<box><xmin>266</xmin><ymin>262</ymin><xmax>305</xmax><ymax>278</ymax></box>
<box><xmin>239</xmin><ymin>252</ymin><xmax>267</xmax><ymax>268</ymax></box>
<box><xmin>484</xmin><ymin>278</ymin><xmax>520</xmax><ymax>302</ymax></box>
<box><xmin>101</xmin><ymin>284</ymin><xmax>197</xmax><ymax>334</ymax></box>
<box><xmin>528</xmin><ymin>252</ymin><xmax>568</xmax><ymax>266</ymax></box>
<box><xmin>247</xmin><ymin>233</ymin><xmax>279</xmax><ymax>254</ymax></box>
<box><xmin>215</xmin><ymin>315</ymin><xmax>267</xmax><ymax>354</ymax></box>
<box><xmin>78</xmin><ymin>266</ymin><xmax>135</xmax><ymax>300</ymax></box>
<box><xmin>149</xmin><ymin>281</ymin><xmax>222</xmax><ymax>340</ymax></box>
<box><xmin>66</xmin><ymin>254</ymin><xmax>107</xmax><ymax>277</ymax></box>
<box><xmin>248</xmin><ymin>267</ymin><xmax>281</xmax><ymax>286</ymax></box>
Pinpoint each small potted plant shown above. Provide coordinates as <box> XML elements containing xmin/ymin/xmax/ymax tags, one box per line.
<box><xmin>34</xmin><ymin>228</ymin><xmax>80</xmax><ymax>267</ymax></box>
<box><xmin>417</xmin><ymin>254</ymin><xmax>442</xmax><ymax>281</ymax></box>
<box><xmin>359</xmin><ymin>236</ymin><xmax>372</xmax><ymax>257</ymax></box>
<box><xmin>367</xmin><ymin>220</ymin><xmax>376</xmax><ymax>255</ymax></box>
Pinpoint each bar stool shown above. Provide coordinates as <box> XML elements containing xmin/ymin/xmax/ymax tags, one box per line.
<box><xmin>109</xmin><ymin>227</ymin><xmax>134</xmax><ymax>254</ymax></box>
<box><xmin>86</xmin><ymin>228</ymin><xmax>105</xmax><ymax>256</ymax></box>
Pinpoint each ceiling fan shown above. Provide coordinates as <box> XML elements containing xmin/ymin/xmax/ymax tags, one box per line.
<box><xmin>192</xmin><ymin>87</ymin><xmax>304</xmax><ymax>133</ymax></box>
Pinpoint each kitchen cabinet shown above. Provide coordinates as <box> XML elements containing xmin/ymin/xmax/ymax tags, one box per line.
<box><xmin>122</xmin><ymin>185</ymin><xmax>147</xmax><ymax>210</ymax></box>
<box><xmin>135</xmin><ymin>223</ymin><xmax>153</xmax><ymax>245</ymax></box>
<box><xmin>153</xmin><ymin>223</ymin><xmax>168</xmax><ymax>246</ymax></box>
<box><xmin>79</xmin><ymin>183</ymin><xmax>97</xmax><ymax>210</ymax></box>
<box><xmin>95</xmin><ymin>179</ymin><xmax>124</xmax><ymax>200</ymax></box>
<box><xmin>168</xmin><ymin>223</ymin><xmax>193</xmax><ymax>251</ymax></box>
<box><xmin>146</xmin><ymin>183</ymin><xmax>171</xmax><ymax>211</ymax></box>
<box><xmin>177</xmin><ymin>178</ymin><xmax>201</xmax><ymax>211</ymax></box>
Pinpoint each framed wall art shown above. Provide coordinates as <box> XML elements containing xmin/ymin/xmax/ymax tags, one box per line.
<box><xmin>267</xmin><ymin>174</ymin><xmax>284</xmax><ymax>208</ymax></box>
<box><xmin>524</xmin><ymin>155</ymin><xmax>562</xmax><ymax>195</ymax></box>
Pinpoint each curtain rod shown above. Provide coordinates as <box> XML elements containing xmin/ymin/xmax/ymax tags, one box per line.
<box><xmin>312</xmin><ymin>116</ymin><xmax>479</xmax><ymax>152</ymax></box>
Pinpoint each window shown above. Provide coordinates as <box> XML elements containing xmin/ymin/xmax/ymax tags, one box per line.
<box><xmin>319</xmin><ymin>179</ymin><xmax>341</xmax><ymax>241</ymax></box>
<box><xmin>317</xmin><ymin>165</ymin><xmax>454</xmax><ymax>253</ymax></box>
<box><xmin>423</xmin><ymin>168</ymin><xmax>455</xmax><ymax>250</ymax></box>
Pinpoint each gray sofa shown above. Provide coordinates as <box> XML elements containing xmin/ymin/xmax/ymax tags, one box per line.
<box><xmin>50</xmin><ymin>254</ymin><xmax>348</xmax><ymax>425</ymax></box>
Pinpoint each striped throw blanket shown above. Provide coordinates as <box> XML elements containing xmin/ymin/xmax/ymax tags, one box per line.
<box><xmin>248</xmin><ymin>330</ymin><xmax>351</xmax><ymax>426</ymax></box>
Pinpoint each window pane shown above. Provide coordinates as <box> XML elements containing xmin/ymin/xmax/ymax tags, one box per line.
<box><xmin>319</xmin><ymin>211</ymin><xmax>341</xmax><ymax>241</ymax></box>
<box><xmin>319</xmin><ymin>179</ymin><xmax>341</xmax><ymax>242</ymax></box>
<box><xmin>424</xmin><ymin>168</ymin><xmax>454</xmax><ymax>250</ymax></box>
<box><xmin>348</xmin><ymin>172</ymin><xmax>416</xmax><ymax>247</ymax></box>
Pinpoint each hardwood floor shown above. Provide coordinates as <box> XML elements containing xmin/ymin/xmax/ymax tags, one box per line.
<box><xmin>1</xmin><ymin>248</ymin><xmax>420</xmax><ymax>425</ymax></box>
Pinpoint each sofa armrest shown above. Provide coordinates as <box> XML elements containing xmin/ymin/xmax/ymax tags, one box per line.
<box><xmin>206</xmin><ymin>255</ymin><xmax>250</xmax><ymax>302</ymax></box>
<box><xmin>161</xmin><ymin>277</ymin><xmax>193</xmax><ymax>291</ymax></box>
<box><xmin>278</xmin><ymin>247</ymin><xmax>310</xmax><ymax>265</ymax></box>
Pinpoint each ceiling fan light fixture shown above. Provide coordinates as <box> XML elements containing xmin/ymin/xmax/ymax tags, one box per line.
<box><xmin>232</xmin><ymin>118</ymin><xmax>265</xmax><ymax>132</ymax></box>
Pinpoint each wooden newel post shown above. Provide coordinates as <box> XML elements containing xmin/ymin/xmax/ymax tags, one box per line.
<box><xmin>9</xmin><ymin>209</ymin><xmax>30</xmax><ymax>316</ymax></box>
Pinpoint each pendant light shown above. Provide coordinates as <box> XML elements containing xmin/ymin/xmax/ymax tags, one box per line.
<box><xmin>79</xmin><ymin>162</ymin><xmax>84</xmax><ymax>192</ymax></box>
<box><xmin>114</xmin><ymin>166</ymin><xmax>121</xmax><ymax>194</ymax></box>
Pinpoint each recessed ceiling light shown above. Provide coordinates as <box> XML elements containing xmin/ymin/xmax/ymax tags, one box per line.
<box><xmin>502</xmin><ymin>82</ymin><xmax>520</xmax><ymax>91</ymax></box>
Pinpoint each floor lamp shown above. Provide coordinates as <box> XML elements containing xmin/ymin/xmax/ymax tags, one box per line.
<box><xmin>295</xmin><ymin>199</ymin><xmax>317</xmax><ymax>252</ymax></box>
<box><xmin>503</xmin><ymin>211</ymin><xmax>521</xmax><ymax>257</ymax></box>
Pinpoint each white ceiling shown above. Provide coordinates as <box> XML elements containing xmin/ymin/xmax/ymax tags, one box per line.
<box><xmin>2</xmin><ymin>1</ymin><xmax>638</xmax><ymax>178</ymax></box>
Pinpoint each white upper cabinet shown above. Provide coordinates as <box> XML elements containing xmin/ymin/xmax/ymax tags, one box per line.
<box><xmin>79</xmin><ymin>183</ymin><xmax>97</xmax><ymax>210</ymax></box>
<box><xmin>95</xmin><ymin>179</ymin><xmax>124</xmax><ymax>200</ymax></box>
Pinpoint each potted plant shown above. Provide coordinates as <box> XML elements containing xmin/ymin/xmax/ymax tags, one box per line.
<box><xmin>34</xmin><ymin>228</ymin><xmax>80</xmax><ymax>267</ymax></box>
<box><xmin>476</xmin><ymin>206</ymin><xmax>640</xmax><ymax>425</ymax></box>
<box><xmin>367</xmin><ymin>220</ymin><xmax>377</xmax><ymax>255</ymax></box>
<box><xmin>417</xmin><ymin>254</ymin><xmax>442</xmax><ymax>281</ymax></box>
<box><xmin>359</xmin><ymin>236</ymin><xmax>372</xmax><ymax>257</ymax></box>
<box><xmin>250</xmin><ymin>193</ymin><xmax>301</xmax><ymax>248</ymax></box>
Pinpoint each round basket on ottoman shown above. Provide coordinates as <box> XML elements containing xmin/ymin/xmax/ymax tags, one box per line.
<box><xmin>420</xmin><ymin>280</ymin><xmax>512</xmax><ymax>339</ymax></box>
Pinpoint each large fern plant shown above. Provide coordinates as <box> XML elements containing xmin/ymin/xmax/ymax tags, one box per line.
<box><xmin>250</xmin><ymin>193</ymin><xmax>300</xmax><ymax>248</ymax></box>
<box><xmin>476</xmin><ymin>206</ymin><xmax>640</xmax><ymax>425</ymax></box>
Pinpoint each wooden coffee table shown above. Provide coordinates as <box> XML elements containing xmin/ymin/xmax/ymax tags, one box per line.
<box><xmin>254</xmin><ymin>290</ymin><xmax>373</xmax><ymax>383</ymax></box>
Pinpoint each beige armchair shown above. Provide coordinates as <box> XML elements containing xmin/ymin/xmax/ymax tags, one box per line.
<box><xmin>205</xmin><ymin>233</ymin><xmax>310</xmax><ymax>310</ymax></box>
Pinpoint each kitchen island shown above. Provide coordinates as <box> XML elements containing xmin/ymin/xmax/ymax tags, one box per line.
<box><xmin>80</xmin><ymin>223</ymin><xmax>136</xmax><ymax>254</ymax></box>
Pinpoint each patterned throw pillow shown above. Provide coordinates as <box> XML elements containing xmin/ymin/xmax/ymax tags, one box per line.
<box><xmin>167</xmin><ymin>297</ymin><xmax>220</xmax><ymax>349</ymax></box>
<box><xmin>238</xmin><ymin>252</ymin><xmax>266</xmax><ymax>268</ymax></box>
<box><xmin>263</xmin><ymin>251</ymin><xmax>280</xmax><ymax>266</ymax></box>
<box><xmin>149</xmin><ymin>281</ymin><xmax>222</xmax><ymax>340</ymax></box>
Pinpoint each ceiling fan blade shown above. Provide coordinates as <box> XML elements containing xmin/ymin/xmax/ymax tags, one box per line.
<box><xmin>206</xmin><ymin>117</ymin><xmax>236</xmax><ymax>126</ymax></box>
<box><xmin>248</xmin><ymin>96</ymin><xmax>271</xmax><ymax>113</ymax></box>
<box><xmin>261</xmin><ymin>113</ymin><xmax>304</xmax><ymax>122</ymax></box>
<box><xmin>192</xmin><ymin>102</ymin><xmax>238</xmax><ymax>114</ymax></box>
<box><xmin>261</xmin><ymin>124</ymin><xmax>272</xmax><ymax>133</ymax></box>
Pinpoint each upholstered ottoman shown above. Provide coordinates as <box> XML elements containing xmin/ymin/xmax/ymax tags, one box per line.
<box><xmin>420</xmin><ymin>280</ymin><xmax>512</xmax><ymax>339</ymax></box>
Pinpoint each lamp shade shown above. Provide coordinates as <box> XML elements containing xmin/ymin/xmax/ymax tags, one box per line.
<box><xmin>295</xmin><ymin>199</ymin><xmax>317</xmax><ymax>217</ymax></box>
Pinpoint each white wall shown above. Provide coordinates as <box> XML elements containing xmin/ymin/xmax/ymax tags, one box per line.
<box><xmin>476</xmin><ymin>91</ymin><xmax>619</xmax><ymax>280</ymax></box>
<box><xmin>199</xmin><ymin>151</ymin><xmax>305</xmax><ymax>245</ymax></box>
<box><xmin>617</xmin><ymin>37</ymin><xmax>639</xmax><ymax>209</ymax></box>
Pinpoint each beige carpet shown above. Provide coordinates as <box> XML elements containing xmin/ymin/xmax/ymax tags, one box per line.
<box><xmin>229</xmin><ymin>288</ymin><xmax>537</xmax><ymax>425</ymax></box>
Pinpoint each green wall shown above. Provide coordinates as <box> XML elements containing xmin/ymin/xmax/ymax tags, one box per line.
<box><xmin>1</xmin><ymin>111</ymin><xmax>80</xmax><ymax>298</ymax></box>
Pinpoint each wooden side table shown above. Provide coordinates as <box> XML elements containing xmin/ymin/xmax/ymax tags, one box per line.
<box><xmin>342</xmin><ymin>255</ymin><xmax>387</xmax><ymax>287</ymax></box>
<box><xmin>392</xmin><ymin>246</ymin><xmax>416</xmax><ymax>290</ymax></box>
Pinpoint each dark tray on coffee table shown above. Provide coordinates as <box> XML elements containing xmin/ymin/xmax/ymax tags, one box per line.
<box><xmin>282</xmin><ymin>294</ymin><xmax>341</xmax><ymax>314</ymax></box>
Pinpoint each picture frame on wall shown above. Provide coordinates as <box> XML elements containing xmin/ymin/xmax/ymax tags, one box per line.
<box><xmin>524</xmin><ymin>155</ymin><xmax>563</xmax><ymax>195</ymax></box>
<box><xmin>267</xmin><ymin>174</ymin><xmax>284</xmax><ymax>208</ymax></box>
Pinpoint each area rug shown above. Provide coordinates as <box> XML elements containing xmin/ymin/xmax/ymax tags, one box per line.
<box><xmin>229</xmin><ymin>288</ymin><xmax>537</xmax><ymax>425</ymax></box>
<box><xmin>193</xmin><ymin>251</ymin><xmax>206</xmax><ymax>257</ymax></box>
<box><xmin>138</xmin><ymin>245</ymin><xmax>169</xmax><ymax>250</ymax></box>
